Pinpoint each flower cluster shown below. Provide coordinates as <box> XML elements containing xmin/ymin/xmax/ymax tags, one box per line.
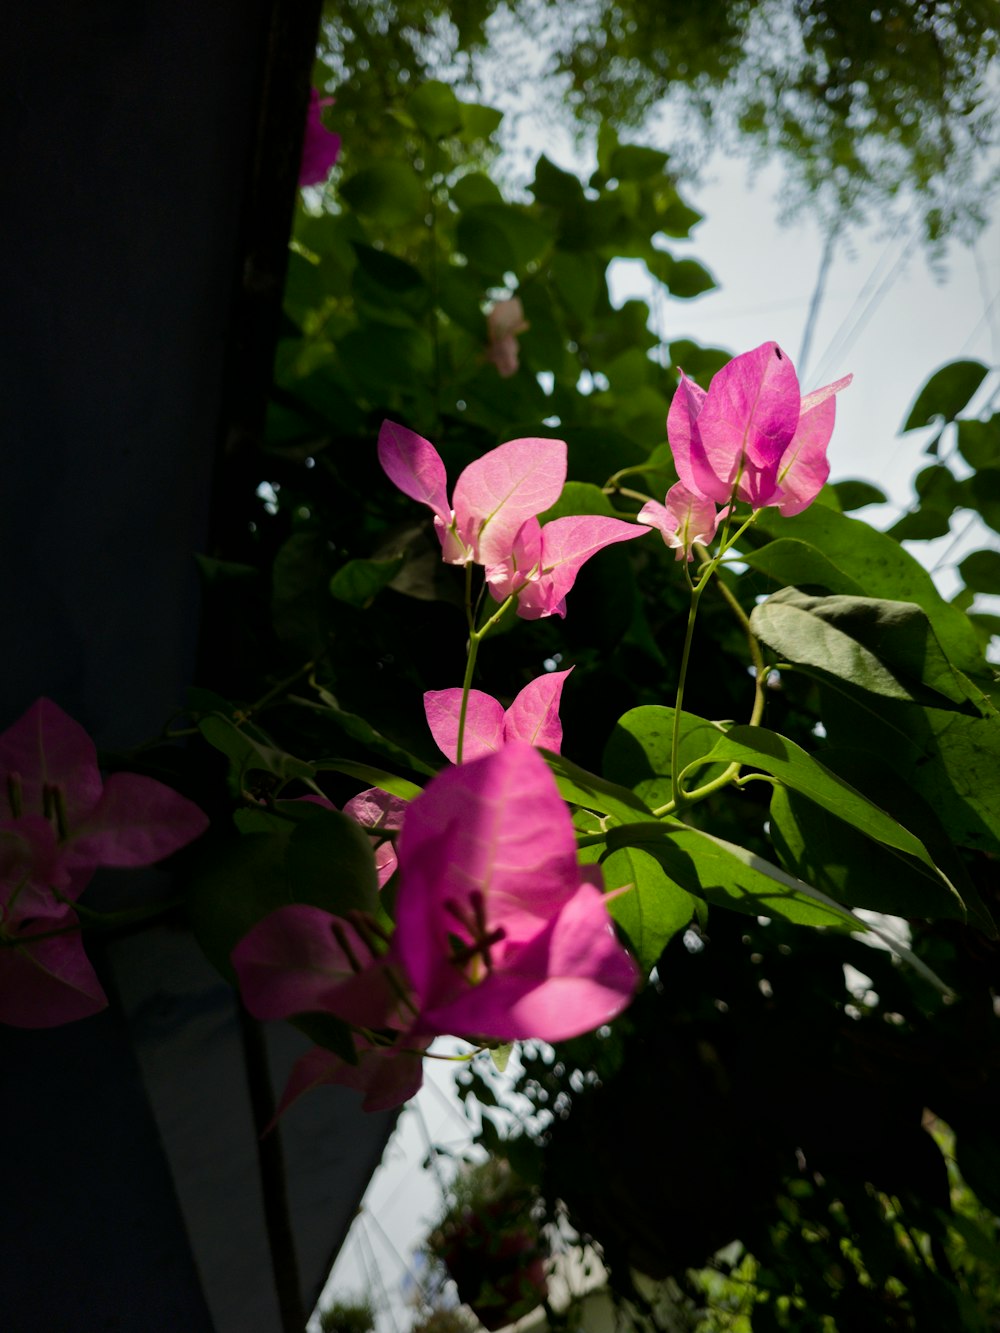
<box><xmin>0</xmin><ymin>699</ymin><xmax>209</xmax><ymax>1027</ymax></box>
<box><xmin>639</xmin><ymin>341</ymin><xmax>852</xmax><ymax>558</ymax></box>
<box><xmin>232</xmin><ymin>742</ymin><xmax>638</xmax><ymax>1111</ymax></box>
<box><xmin>378</xmin><ymin>422</ymin><xmax>647</xmax><ymax>618</ymax></box>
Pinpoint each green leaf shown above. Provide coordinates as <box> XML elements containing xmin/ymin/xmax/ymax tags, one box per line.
<box><xmin>769</xmin><ymin>746</ymin><xmax>994</xmax><ymax>934</ymax></box>
<box><xmin>703</xmin><ymin>724</ymin><xmax>964</xmax><ymax>911</ymax></box>
<box><xmin>957</xmin><ymin>415</ymin><xmax>1000</xmax><ymax>469</ymax></box>
<box><xmin>198</xmin><ymin>714</ymin><xmax>316</xmax><ymax>785</ymax></box>
<box><xmin>769</xmin><ymin>786</ymin><xmax>966</xmax><ymax>922</ymax></box>
<box><xmin>544</xmin><ymin>750</ymin><xmax>657</xmax><ymax>825</ymax></box>
<box><xmin>284</xmin><ymin>809</ymin><xmax>380</xmax><ymax>916</ymax></box>
<box><xmin>652</xmin><ymin>253</ymin><xmax>716</xmax><ymax>299</ymax></box>
<box><xmin>306</xmin><ymin>686</ymin><xmax>437</xmax><ymax>778</ymax></box>
<box><xmin>601</xmin><ymin>845</ymin><xmax>693</xmax><ymax>970</ymax></box>
<box><xmin>902</xmin><ymin>359</ymin><xmax>989</xmax><ymax>430</ymax></box>
<box><xmin>490</xmin><ymin>1043</ymin><xmax>514</xmax><ymax>1072</ymax></box>
<box><xmin>959</xmin><ymin>548</ymin><xmax>1000</xmax><ymax>593</ymax></box>
<box><xmin>830</xmin><ymin>480</ymin><xmax>887</xmax><ymax>511</ymax></box>
<box><xmin>752</xmin><ymin>505</ymin><xmax>984</xmax><ymax>675</ymax></box>
<box><xmin>741</xmin><ymin>539</ymin><xmax>864</xmax><ymax>595</ymax></box>
<box><xmin>609</xmin><ymin>143</ymin><xmax>670</xmax><ymax>181</ymax></box>
<box><xmin>337</xmin><ymin>325</ymin><xmax>433</xmax><ymax>390</ymax></box>
<box><xmin>550</xmin><ymin>250</ymin><xmax>600</xmax><ymax>320</ymax></box>
<box><xmin>330</xmin><ymin>556</ymin><xmax>405</xmax><ymax>608</ymax></box>
<box><xmin>313</xmin><ymin>758</ymin><xmax>423</xmax><ymax>801</ymax></box>
<box><xmin>606</xmin><ymin>824</ymin><xmax>859</xmax><ymax>930</ymax></box>
<box><xmin>603</xmin><ymin>705</ymin><xmax>727</xmax><ymax>809</ymax></box>
<box><xmin>532</xmin><ymin>155</ymin><xmax>585</xmax><ymax>207</ymax></box>
<box><xmin>408</xmin><ymin>80</ymin><xmax>463</xmax><ymax>138</ymax></box>
<box><xmin>458</xmin><ymin>102</ymin><xmax>503</xmax><ymax>142</ymax></box>
<box><xmin>340</xmin><ymin>161</ymin><xmax>426</xmax><ymax>227</ymax></box>
<box><xmin>186</xmin><ymin>833</ymin><xmax>293</xmax><ymax>983</ymax></box>
<box><xmin>750</xmin><ymin>589</ymin><xmax>990</xmax><ymax>716</ymax></box>
<box><xmin>451</xmin><ymin>171</ymin><xmax>503</xmax><ymax>209</ymax></box>
<box><xmin>458</xmin><ymin>205</ymin><xmax>550</xmax><ymax>275</ymax></box>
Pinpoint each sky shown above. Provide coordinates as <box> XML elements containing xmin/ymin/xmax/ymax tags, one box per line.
<box><xmin>311</xmin><ymin>64</ymin><xmax>1000</xmax><ymax>1333</ymax></box>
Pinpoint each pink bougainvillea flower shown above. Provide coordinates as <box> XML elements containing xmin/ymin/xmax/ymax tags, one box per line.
<box><xmin>637</xmin><ymin>482</ymin><xmax>722</xmax><ymax>561</ymax></box>
<box><xmin>378</xmin><ymin>421</ymin><xmax>647</xmax><ymax>618</ymax></box>
<box><xmin>485</xmin><ymin>297</ymin><xmax>529</xmax><ymax>378</ymax></box>
<box><xmin>0</xmin><ymin>697</ymin><xmax>210</xmax><ymax>1027</ymax></box>
<box><xmin>233</xmin><ymin>904</ymin><xmax>412</xmax><ymax>1030</ymax></box>
<box><xmin>301</xmin><ymin>787</ymin><xmax>406</xmax><ymax>887</ymax></box>
<box><xmin>391</xmin><ymin>741</ymin><xmax>639</xmax><ymax>1043</ymax></box>
<box><xmin>424</xmin><ymin>668</ymin><xmax>572</xmax><ymax>762</ymax></box>
<box><xmin>277</xmin><ymin>1036</ymin><xmax>430</xmax><ymax>1116</ymax></box>
<box><xmin>668</xmin><ymin>342</ymin><xmax>852</xmax><ymax>514</ymax></box>
<box><xmin>299</xmin><ymin>88</ymin><xmax>341</xmax><ymax>187</ymax></box>
<box><xmin>0</xmin><ymin>818</ymin><xmax>106</xmax><ymax>1027</ymax></box>
<box><xmin>483</xmin><ymin>513</ymin><xmax>647</xmax><ymax>620</ymax></box>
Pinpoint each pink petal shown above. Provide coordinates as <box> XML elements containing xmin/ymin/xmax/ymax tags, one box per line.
<box><xmin>451</xmin><ymin>438</ymin><xmax>567</xmax><ymax>568</ymax></box>
<box><xmin>416</xmin><ymin>881</ymin><xmax>638</xmax><ymax>1043</ymax></box>
<box><xmin>0</xmin><ymin>816</ymin><xmax>72</xmax><ymax>918</ymax></box>
<box><xmin>424</xmin><ymin>690</ymin><xmax>505</xmax><ymax>763</ymax></box>
<box><xmin>298</xmin><ymin>88</ymin><xmax>341</xmax><ymax>186</ymax></box>
<box><xmin>232</xmin><ymin>905</ymin><xmax>405</xmax><ymax>1029</ymax></box>
<box><xmin>667</xmin><ymin>370</ymin><xmax>722</xmax><ymax>502</ymax></box>
<box><xmin>342</xmin><ymin>788</ymin><xmax>407</xmax><ymax>834</ymax></box>
<box><xmin>696</xmin><ymin>343</ymin><xmax>801</xmax><ymax>498</ymax></box>
<box><xmin>513</xmin><ymin>515</ymin><xmax>648</xmax><ymax>620</ymax></box>
<box><xmin>64</xmin><ymin>772</ymin><xmax>209</xmax><ymax>869</ymax></box>
<box><xmin>392</xmin><ymin>743</ymin><xmax>581</xmax><ymax>1001</ymax></box>
<box><xmin>276</xmin><ymin>1037</ymin><xmax>427</xmax><ymax>1117</ymax></box>
<box><xmin>377</xmin><ymin>420</ymin><xmax>453</xmax><ymax>529</ymax></box>
<box><xmin>502</xmin><ymin>668</ymin><xmax>573</xmax><ymax>752</ymax></box>
<box><xmin>484</xmin><ymin>516</ymin><xmax>543</xmax><ymax>604</ymax></box>
<box><xmin>0</xmin><ymin>698</ymin><xmax>103</xmax><ymax>828</ymax></box>
<box><xmin>0</xmin><ymin>921</ymin><xmax>107</xmax><ymax>1028</ymax></box>
<box><xmin>343</xmin><ymin>787</ymin><xmax>407</xmax><ymax>887</ymax></box>
<box><xmin>638</xmin><ymin>483</ymin><xmax>720</xmax><ymax>561</ymax></box>
<box><xmin>774</xmin><ymin>373</ymin><xmax>853</xmax><ymax>516</ymax></box>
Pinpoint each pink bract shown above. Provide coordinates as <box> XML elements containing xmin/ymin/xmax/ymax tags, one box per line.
<box><xmin>377</xmin><ymin>422</ymin><xmax>649</xmax><ymax>619</ymax></box>
<box><xmin>0</xmin><ymin>697</ymin><xmax>210</xmax><ymax>1028</ymax></box>
<box><xmin>391</xmin><ymin>742</ymin><xmax>638</xmax><ymax>1043</ymax></box>
<box><xmin>668</xmin><ymin>342</ymin><xmax>852</xmax><ymax>514</ymax></box>
<box><xmin>637</xmin><ymin>482</ymin><xmax>721</xmax><ymax>561</ymax></box>
<box><xmin>299</xmin><ymin>88</ymin><xmax>341</xmax><ymax>187</ymax></box>
<box><xmin>424</xmin><ymin>668</ymin><xmax>572</xmax><ymax>762</ymax></box>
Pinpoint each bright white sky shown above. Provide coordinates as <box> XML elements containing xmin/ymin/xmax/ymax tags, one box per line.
<box><xmin>313</xmin><ymin>83</ymin><xmax>1000</xmax><ymax>1333</ymax></box>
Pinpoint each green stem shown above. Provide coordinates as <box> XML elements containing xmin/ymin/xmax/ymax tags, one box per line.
<box><xmin>456</xmin><ymin>595</ymin><xmax>515</xmax><ymax>764</ymax></box>
<box><xmin>670</xmin><ymin>582</ymin><xmax>704</xmax><ymax>809</ymax></box>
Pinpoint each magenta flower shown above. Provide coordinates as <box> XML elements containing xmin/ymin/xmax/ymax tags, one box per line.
<box><xmin>424</xmin><ymin>668</ymin><xmax>572</xmax><ymax>762</ymax></box>
<box><xmin>378</xmin><ymin>421</ymin><xmax>647</xmax><ymax>619</ymax></box>
<box><xmin>231</xmin><ymin>743</ymin><xmax>637</xmax><ymax>1112</ymax></box>
<box><xmin>299</xmin><ymin>88</ymin><xmax>341</xmax><ymax>187</ymax></box>
<box><xmin>301</xmin><ymin>787</ymin><xmax>406</xmax><ymax>887</ymax></box>
<box><xmin>637</xmin><ymin>482</ymin><xmax>722</xmax><ymax>561</ymax></box>
<box><xmin>233</xmin><ymin>906</ymin><xmax>428</xmax><ymax>1113</ymax></box>
<box><xmin>0</xmin><ymin>698</ymin><xmax>210</xmax><ymax>1027</ymax></box>
<box><xmin>391</xmin><ymin>742</ymin><xmax>638</xmax><ymax>1043</ymax></box>
<box><xmin>668</xmin><ymin>342</ymin><xmax>852</xmax><ymax>515</ymax></box>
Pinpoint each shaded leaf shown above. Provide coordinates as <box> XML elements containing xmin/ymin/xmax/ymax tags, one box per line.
<box><xmin>603</xmin><ymin>705</ymin><xmax>727</xmax><ymax>808</ymax></box>
<box><xmin>750</xmin><ymin>589</ymin><xmax>990</xmax><ymax>715</ymax></box>
<box><xmin>902</xmin><ymin>359</ymin><xmax>989</xmax><ymax>430</ymax></box>
<box><xmin>602</xmin><ymin>845</ymin><xmax>693</xmax><ymax>970</ymax></box>
<box><xmin>330</xmin><ymin>556</ymin><xmax>405</xmax><ymax>608</ymax></box>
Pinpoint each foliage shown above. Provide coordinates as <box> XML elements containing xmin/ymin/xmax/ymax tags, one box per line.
<box><xmin>318</xmin><ymin>0</ymin><xmax>1000</xmax><ymax>243</ymax></box>
<box><xmin>318</xmin><ymin>1296</ymin><xmax>376</xmax><ymax>1333</ymax></box>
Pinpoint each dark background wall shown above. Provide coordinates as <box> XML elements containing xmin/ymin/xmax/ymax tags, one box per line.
<box><xmin>0</xmin><ymin>5</ymin><xmax>392</xmax><ymax>1328</ymax></box>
